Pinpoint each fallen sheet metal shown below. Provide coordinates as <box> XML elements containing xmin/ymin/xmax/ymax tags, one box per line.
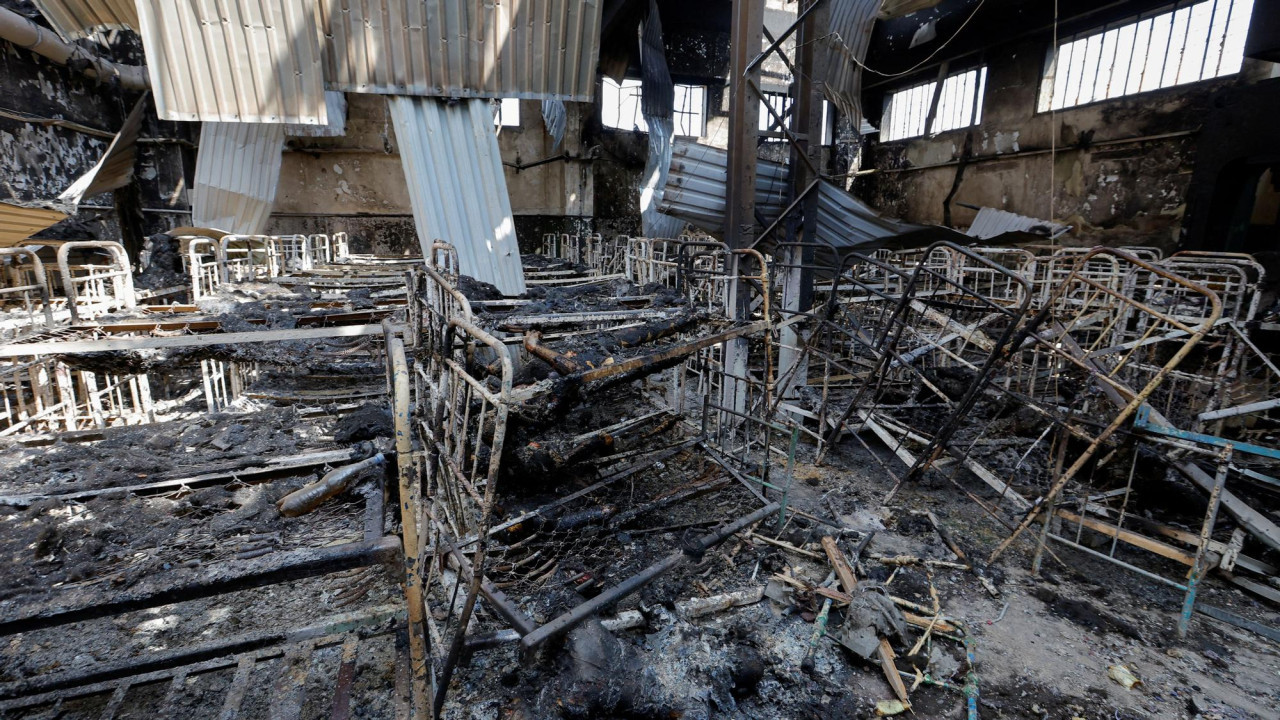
<box><xmin>0</xmin><ymin>202</ymin><xmax>67</xmax><ymax>247</ymax></box>
<box><xmin>57</xmin><ymin>94</ymin><xmax>147</xmax><ymax>205</ymax></box>
<box><xmin>31</xmin><ymin>0</ymin><xmax>137</xmax><ymax>40</ymax></box>
<box><xmin>965</xmin><ymin>207</ymin><xmax>1070</xmax><ymax>240</ymax></box>
<box><xmin>388</xmin><ymin>97</ymin><xmax>526</xmax><ymax>296</ymax></box>
<box><xmin>135</xmin><ymin>0</ymin><xmax>328</xmax><ymax>124</ymax></box>
<box><xmin>283</xmin><ymin>91</ymin><xmax>348</xmax><ymax>138</ymax></box>
<box><xmin>638</xmin><ymin>0</ymin><xmax>684</xmax><ymax>238</ymax></box>
<box><xmin>817</xmin><ymin>0</ymin><xmax>881</xmax><ymax>129</ymax></box>
<box><xmin>542</xmin><ymin>99</ymin><xmax>567</xmax><ymax>150</ymax></box>
<box><xmin>659</xmin><ymin>140</ymin><xmax>790</xmax><ymax>235</ymax></box>
<box><xmin>192</xmin><ymin>123</ymin><xmax>286</xmax><ymax>236</ymax></box>
<box><xmin>319</xmin><ymin>0</ymin><xmax>602</xmax><ymax>101</ymax></box>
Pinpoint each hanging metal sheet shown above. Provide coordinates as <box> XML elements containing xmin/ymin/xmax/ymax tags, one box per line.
<box><xmin>283</xmin><ymin>91</ymin><xmax>349</xmax><ymax>137</ymax></box>
<box><xmin>0</xmin><ymin>202</ymin><xmax>67</xmax><ymax>247</ymax></box>
<box><xmin>31</xmin><ymin>0</ymin><xmax>138</xmax><ymax>40</ymax></box>
<box><xmin>388</xmin><ymin>96</ymin><xmax>526</xmax><ymax>296</ymax></box>
<box><xmin>319</xmin><ymin>0</ymin><xmax>602</xmax><ymax>101</ymax></box>
<box><xmin>658</xmin><ymin>140</ymin><xmax>789</xmax><ymax>235</ymax></box>
<box><xmin>817</xmin><ymin>0</ymin><xmax>882</xmax><ymax>130</ymax></box>
<box><xmin>58</xmin><ymin>94</ymin><xmax>147</xmax><ymax>205</ymax></box>
<box><xmin>640</xmin><ymin>117</ymin><xmax>685</xmax><ymax>238</ymax></box>
<box><xmin>965</xmin><ymin>207</ymin><xmax>1070</xmax><ymax>240</ymax></box>
<box><xmin>812</xmin><ymin>181</ymin><xmax>965</xmax><ymax>250</ymax></box>
<box><xmin>542</xmin><ymin>99</ymin><xmax>567</xmax><ymax>150</ymax></box>
<box><xmin>192</xmin><ymin>123</ymin><xmax>286</xmax><ymax>235</ymax></box>
<box><xmin>135</xmin><ymin>0</ymin><xmax>328</xmax><ymax>124</ymax></box>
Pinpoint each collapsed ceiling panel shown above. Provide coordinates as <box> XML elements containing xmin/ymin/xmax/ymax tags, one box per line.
<box><xmin>817</xmin><ymin>0</ymin><xmax>882</xmax><ymax>129</ymax></box>
<box><xmin>31</xmin><ymin>0</ymin><xmax>139</xmax><ymax>40</ymax></box>
<box><xmin>283</xmin><ymin>91</ymin><xmax>349</xmax><ymax>138</ymax></box>
<box><xmin>319</xmin><ymin>0</ymin><xmax>603</xmax><ymax>101</ymax></box>
<box><xmin>191</xmin><ymin>122</ymin><xmax>286</xmax><ymax>235</ymax></box>
<box><xmin>0</xmin><ymin>202</ymin><xmax>67</xmax><ymax>247</ymax></box>
<box><xmin>57</xmin><ymin>94</ymin><xmax>147</xmax><ymax>205</ymax></box>
<box><xmin>135</xmin><ymin>0</ymin><xmax>328</xmax><ymax>124</ymax></box>
<box><xmin>388</xmin><ymin>97</ymin><xmax>526</xmax><ymax>296</ymax></box>
<box><xmin>659</xmin><ymin>140</ymin><xmax>789</xmax><ymax>235</ymax></box>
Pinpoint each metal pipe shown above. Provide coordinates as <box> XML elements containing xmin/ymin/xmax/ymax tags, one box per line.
<box><xmin>385</xmin><ymin>332</ymin><xmax>430</xmax><ymax>718</ymax></box>
<box><xmin>276</xmin><ymin>453</ymin><xmax>385</xmax><ymax>517</ymax></box>
<box><xmin>0</xmin><ymin>6</ymin><xmax>149</xmax><ymax>90</ymax></box>
<box><xmin>519</xmin><ymin>502</ymin><xmax>780</xmax><ymax>651</ymax></box>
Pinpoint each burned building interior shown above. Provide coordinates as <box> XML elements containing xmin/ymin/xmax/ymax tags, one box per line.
<box><xmin>3</xmin><ymin>0</ymin><xmax>1280</xmax><ymax>718</ymax></box>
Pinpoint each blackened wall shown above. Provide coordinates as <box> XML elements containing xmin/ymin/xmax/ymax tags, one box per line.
<box><xmin>855</xmin><ymin>27</ymin><xmax>1276</xmax><ymax>253</ymax></box>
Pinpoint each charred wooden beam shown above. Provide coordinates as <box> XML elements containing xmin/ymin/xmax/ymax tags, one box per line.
<box><xmin>0</xmin><ymin>537</ymin><xmax>400</xmax><ymax>636</ymax></box>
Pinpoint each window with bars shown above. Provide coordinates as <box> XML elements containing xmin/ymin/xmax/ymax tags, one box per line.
<box><xmin>494</xmin><ymin>98</ymin><xmax>521</xmax><ymax>127</ymax></box>
<box><xmin>1039</xmin><ymin>0</ymin><xmax>1256</xmax><ymax>112</ymax></box>
<box><xmin>759</xmin><ymin>91</ymin><xmax>793</xmax><ymax>133</ymax></box>
<box><xmin>601</xmin><ymin>78</ymin><xmax>707</xmax><ymax>137</ymax></box>
<box><xmin>881</xmin><ymin>67</ymin><xmax>988</xmax><ymax>142</ymax></box>
<box><xmin>672</xmin><ymin>85</ymin><xmax>707</xmax><ymax>137</ymax></box>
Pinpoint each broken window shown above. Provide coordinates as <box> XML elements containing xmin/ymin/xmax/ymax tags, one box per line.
<box><xmin>759</xmin><ymin>91</ymin><xmax>793</xmax><ymax>133</ymax></box>
<box><xmin>601</xmin><ymin>78</ymin><xmax>707</xmax><ymax>137</ymax></box>
<box><xmin>672</xmin><ymin>84</ymin><xmax>707</xmax><ymax>137</ymax></box>
<box><xmin>881</xmin><ymin>66</ymin><xmax>988</xmax><ymax>142</ymax></box>
<box><xmin>494</xmin><ymin>98</ymin><xmax>521</xmax><ymax>127</ymax></box>
<box><xmin>1038</xmin><ymin>0</ymin><xmax>1256</xmax><ymax>112</ymax></box>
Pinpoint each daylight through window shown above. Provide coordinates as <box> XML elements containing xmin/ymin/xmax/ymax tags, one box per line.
<box><xmin>881</xmin><ymin>67</ymin><xmax>987</xmax><ymax>142</ymax></box>
<box><xmin>602</xmin><ymin>78</ymin><xmax>707</xmax><ymax>137</ymax></box>
<box><xmin>1039</xmin><ymin>0</ymin><xmax>1256</xmax><ymax>112</ymax></box>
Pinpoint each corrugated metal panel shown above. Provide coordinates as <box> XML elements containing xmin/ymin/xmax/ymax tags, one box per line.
<box><xmin>136</xmin><ymin>0</ymin><xmax>328</xmax><ymax>124</ymax></box>
<box><xmin>966</xmin><ymin>207</ymin><xmax>1069</xmax><ymax>240</ymax></box>
<box><xmin>658</xmin><ymin>140</ymin><xmax>789</xmax><ymax>234</ymax></box>
<box><xmin>192</xmin><ymin>122</ymin><xmax>286</xmax><ymax>235</ymax></box>
<box><xmin>31</xmin><ymin>0</ymin><xmax>138</xmax><ymax>40</ymax></box>
<box><xmin>0</xmin><ymin>202</ymin><xmax>67</xmax><ymax>247</ymax></box>
<box><xmin>814</xmin><ymin>181</ymin><xmax>907</xmax><ymax>249</ymax></box>
<box><xmin>283</xmin><ymin>92</ymin><xmax>349</xmax><ymax>137</ymax></box>
<box><xmin>541</xmin><ymin>99</ymin><xmax>566</xmax><ymax>150</ymax></box>
<box><xmin>639</xmin><ymin>0</ymin><xmax>672</xmax><ymax>117</ymax></box>
<box><xmin>817</xmin><ymin>0</ymin><xmax>880</xmax><ymax>130</ymax></box>
<box><xmin>319</xmin><ymin>0</ymin><xmax>602</xmax><ymax>101</ymax></box>
<box><xmin>640</xmin><ymin>116</ymin><xmax>685</xmax><ymax>238</ymax></box>
<box><xmin>58</xmin><ymin>94</ymin><xmax>146</xmax><ymax>205</ymax></box>
<box><xmin>388</xmin><ymin>96</ymin><xmax>526</xmax><ymax>296</ymax></box>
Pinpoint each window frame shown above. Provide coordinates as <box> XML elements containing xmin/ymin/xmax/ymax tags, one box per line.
<box><xmin>880</xmin><ymin>65</ymin><xmax>988</xmax><ymax>143</ymax></box>
<box><xmin>600</xmin><ymin>77</ymin><xmax>708</xmax><ymax>138</ymax></box>
<box><xmin>1037</xmin><ymin>0</ymin><xmax>1256</xmax><ymax>113</ymax></box>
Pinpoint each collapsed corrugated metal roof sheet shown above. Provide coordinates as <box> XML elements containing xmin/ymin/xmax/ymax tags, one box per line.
<box><xmin>658</xmin><ymin>141</ymin><xmax>790</xmax><ymax>235</ymax></box>
<box><xmin>319</xmin><ymin>0</ymin><xmax>602</xmax><ymax>101</ymax></box>
<box><xmin>965</xmin><ymin>207</ymin><xmax>1070</xmax><ymax>240</ymax></box>
<box><xmin>0</xmin><ymin>202</ymin><xmax>67</xmax><ymax>247</ymax></box>
<box><xmin>136</xmin><ymin>0</ymin><xmax>328</xmax><ymax>124</ymax></box>
<box><xmin>640</xmin><ymin>116</ymin><xmax>686</xmax><ymax>238</ymax></box>
<box><xmin>388</xmin><ymin>96</ymin><xmax>526</xmax><ymax>296</ymax></box>
<box><xmin>31</xmin><ymin>0</ymin><xmax>138</xmax><ymax>40</ymax></box>
<box><xmin>542</xmin><ymin>99</ymin><xmax>567</xmax><ymax>150</ymax></box>
<box><xmin>192</xmin><ymin>122</ymin><xmax>286</xmax><ymax>235</ymax></box>
<box><xmin>811</xmin><ymin>180</ymin><xmax>967</xmax><ymax>251</ymax></box>
<box><xmin>817</xmin><ymin>0</ymin><xmax>881</xmax><ymax>130</ymax></box>
<box><xmin>58</xmin><ymin>94</ymin><xmax>146</xmax><ymax>204</ymax></box>
<box><xmin>283</xmin><ymin>91</ymin><xmax>349</xmax><ymax>138</ymax></box>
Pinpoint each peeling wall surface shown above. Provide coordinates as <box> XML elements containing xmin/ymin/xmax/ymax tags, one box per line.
<box><xmin>856</xmin><ymin>34</ymin><xmax>1276</xmax><ymax>249</ymax></box>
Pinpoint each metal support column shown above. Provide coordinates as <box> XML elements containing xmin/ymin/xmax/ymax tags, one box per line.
<box><xmin>721</xmin><ymin>0</ymin><xmax>766</xmax><ymax>425</ymax></box>
<box><xmin>777</xmin><ymin>0</ymin><xmax>829</xmax><ymax>402</ymax></box>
